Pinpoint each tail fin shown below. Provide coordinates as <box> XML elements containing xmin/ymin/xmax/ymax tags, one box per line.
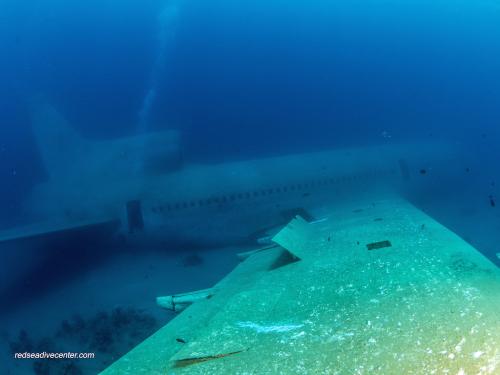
<box><xmin>31</xmin><ymin>104</ymin><xmax>87</xmax><ymax>178</ymax></box>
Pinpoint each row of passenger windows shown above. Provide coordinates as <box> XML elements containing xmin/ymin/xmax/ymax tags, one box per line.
<box><xmin>150</xmin><ymin>169</ymin><xmax>396</xmax><ymax>213</ymax></box>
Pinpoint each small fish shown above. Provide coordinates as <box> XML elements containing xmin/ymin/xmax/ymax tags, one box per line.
<box><xmin>489</xmin><ymin>195</ymin><xmax>496</xmax><ymax>207</ymax></box>
<box><xmin>366</xmin><ymin>240</ymin><xmax>392</xmax><ymax>250</ymax></box>
<box><xmin>176</xmin><ymin>338</ymin><xmax>186</xmax><ymax>344</ymax></box>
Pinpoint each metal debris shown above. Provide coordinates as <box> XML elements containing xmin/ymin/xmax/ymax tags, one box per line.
<box><xmin>173</xmin><ymin>349</ymin><xmax>247</xmax><ymax>368</ymax></box>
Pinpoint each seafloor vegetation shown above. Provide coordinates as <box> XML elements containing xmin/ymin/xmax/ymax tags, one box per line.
<box><xmin>7</xmin><ymin>307</ymin><xmax>159</xmax><ymax>374</ymax></box>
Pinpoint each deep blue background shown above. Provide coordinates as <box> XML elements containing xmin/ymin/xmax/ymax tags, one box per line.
<box><xmin>1</xmin><ymin>0</ymin><xmax>500</xmax><ymax>226</ymax></box>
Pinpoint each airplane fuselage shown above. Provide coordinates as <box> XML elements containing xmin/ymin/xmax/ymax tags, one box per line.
<box><xmin>103</xmin><ymin>141</ymin><xmax>460</xmax><ymax>248</ymax></box>
<box><xmin>0</xmin><ymin>139</ymin><xmax>463</xmax><ymax>301</ymax></box>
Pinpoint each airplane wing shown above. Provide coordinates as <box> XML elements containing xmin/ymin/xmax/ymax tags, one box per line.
<box><xmin>101</xmin><ymin>196</ymin><xmax>500</xmax><ymax>374</ymax></box>
<box><xmin>0</xmin><ymin>218</ymin><xmax>121</xmax><ymax>304</ymax></box>
<box><xmin>0</xmin><ymin>219</ymin><xmax>121</xmax><ymax>246</ymax></box>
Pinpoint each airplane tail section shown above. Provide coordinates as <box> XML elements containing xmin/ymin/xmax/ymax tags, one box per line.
<box><xmin>31</xmin><ymin>103</ymin><xmax>88</xmax><ymax>178</ymax></box>
<box><xmin>138</xmin><ymin>130</ymin><xmax>182</xmax><ymax>174</ymax></box>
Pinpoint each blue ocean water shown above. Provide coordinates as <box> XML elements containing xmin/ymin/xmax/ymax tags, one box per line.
<box><xmin>2</xmin><ymin>0</ymin><xmax>500</xmax><ymax>225</ymax></box>
<box><xmin>1</xmin><ymin>0</ymin><xmax>500</xmax><ymax>373</ymax></box>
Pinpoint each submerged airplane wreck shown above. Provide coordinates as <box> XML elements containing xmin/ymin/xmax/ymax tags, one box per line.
<box><xmin>102</xmin><ymin>196</ymin><xmax>500</xmax><ymax>374</ymax></box>
<box><xmin>1</xmin><ymin>105</ymin><xmax>498</xmax><ymax>372</ymax></box>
